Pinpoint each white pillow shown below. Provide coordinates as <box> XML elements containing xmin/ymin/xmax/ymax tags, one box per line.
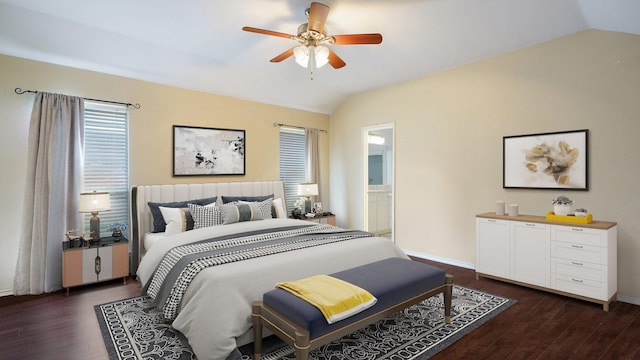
<box><xmin>159</xmin><ymin>206</ymin><xmax>187</xmax><ymax>236</ymax></box>
<box><xmin>272</xmin><ymin>198</ymin><xmax>286</xmax><ymax>219</ymax></box>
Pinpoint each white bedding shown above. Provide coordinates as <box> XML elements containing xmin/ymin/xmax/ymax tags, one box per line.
<box><xmin>137</xmin><ymin>218</ymin><xmax>408</xmax><ymax>360</ymax></box>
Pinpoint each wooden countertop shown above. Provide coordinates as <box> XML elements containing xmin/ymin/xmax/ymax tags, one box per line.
<box><xmin>476</xmin><ymin>212</ymin><xmax>617</xmax><ymax>230</ymax></box>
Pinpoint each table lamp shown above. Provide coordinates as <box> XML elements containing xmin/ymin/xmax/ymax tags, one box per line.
<box><xmin>297</xmin><ymin>183</ymin><xmax>318</xmax><ymax>214</ymax></box>
<box><xmin>78</xmin><ymin>191</ymin><xmax>110</xmax><ymax>240</ymax></box>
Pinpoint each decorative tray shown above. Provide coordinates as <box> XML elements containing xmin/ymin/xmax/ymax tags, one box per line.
<box><xmin>545</xmin><ymin>211</ymin><xmax>593</xmax><ymax>224</ymax></box>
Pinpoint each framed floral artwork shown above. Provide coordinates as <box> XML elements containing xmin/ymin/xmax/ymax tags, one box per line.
<box><xmin>173</xmin><ymin>125</ymin><xmax>245</xmax><ymax>176</ymax></box>
<box><xmin>503</xmin><ymin>129</ymin><xmax>588</xmax><ymax>190</ymax></box>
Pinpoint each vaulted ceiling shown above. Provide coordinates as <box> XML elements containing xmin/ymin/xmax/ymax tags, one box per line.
<box><xmin>1</xmin><ymin>0</ymin><xmax>638</xmax><ymax>114</ymax></box>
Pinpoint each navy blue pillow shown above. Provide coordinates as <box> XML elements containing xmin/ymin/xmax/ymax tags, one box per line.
<box><xmin>148</xmin><ymin>197</ymin><xmax>217</xmax><ymax>233</ymax></box>
<box><xmin>221</xmin><ymin>194</ymin><xmax>274</xmax><ymax>204</ymax></box>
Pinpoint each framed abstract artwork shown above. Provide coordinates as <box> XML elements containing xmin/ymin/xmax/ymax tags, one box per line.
<box><xmin>173</xmin><ymin>125</ymin><xmax>245</xmax><ymax>176</ymax></box>
<box><xmin>503</xmin><ymin>129</ymin><xmax>588</xmax><ymax>190</ymax></box>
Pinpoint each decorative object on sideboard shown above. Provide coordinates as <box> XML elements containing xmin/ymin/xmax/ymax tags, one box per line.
<box><xmin>508</xmin><ymin>203</ymin><xmax>519</xmax><ymax>216</ymax></box>
<box><xmin>574</xmin><ymin>208</ymin><xmax>588</xmax><ymax>217</ymax></box>
<box><xmin>552</xmin><ymin>195</ymin><xmax>573</xmax><ymax>215</ymax></box>
<box><xmin>107</xmin><ymin>221</ymin><xmax>128</xmax><ymax>241</ymax></box>
<box><xmin>78</xmin><ymin>191</ymin><xmax>111</xmax><ymax>241</ymax></box>
<box><xmin>495</xmin><ymin>200</ymin><xmax>505</xmax><ymax>215</ymax></box>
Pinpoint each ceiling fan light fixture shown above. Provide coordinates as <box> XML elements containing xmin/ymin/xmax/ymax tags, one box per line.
<box><xmin>294</xmin><ymin>45</ymin><xmax>330</xmax><ymax>69</ymax></box>
<box><xmin>294</xmin><ymin>45</ymin><xmax>310</xmax><ymax>67</ymax></box>
<box><xmin>315</xmin><ymin>45</ymin><xmax>330</xmax><ymax>68</ymax></box>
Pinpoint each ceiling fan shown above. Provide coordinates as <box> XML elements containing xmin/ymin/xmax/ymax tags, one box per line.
<box><xmin>242</xmin><ymin>2</ymin><xmax>382</xmax><ymax>78</ymax></box>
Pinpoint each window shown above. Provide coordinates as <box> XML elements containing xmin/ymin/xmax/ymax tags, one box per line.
<box><xmin>279</xmin><ymin>128</ymin><xmax>306</xmax><ymax>213</ymax></box>
<box><xmin>83</xmin><ymin>101</ymin><xmax>129</xmax><ymax>237</ymax></box>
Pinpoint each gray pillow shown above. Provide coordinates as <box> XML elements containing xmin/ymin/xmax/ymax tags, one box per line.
<box><xmin>219</xmin><ymin>202</ymin><xmax>264</xmax><ymax>224</ymax></box>
<box><xmin>221</xmin><ymin>194</ymin><xmax>273</xmax><ymax>204</ymax></box>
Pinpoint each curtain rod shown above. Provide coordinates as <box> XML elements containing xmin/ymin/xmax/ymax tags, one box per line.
<box><xmin>273</xmin><ymin>122</ymin><xmax>327</xmax><ymax>133</ymax></box>
<box><xmin>14</xmin><ymin>88</ymin><xmax>141</xmax><ymax>109</ymax></box>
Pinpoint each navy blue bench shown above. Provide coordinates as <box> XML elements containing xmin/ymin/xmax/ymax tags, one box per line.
<box><xmin>252</xmin><ymin>258</ymin><xmax>453</xmax><ymax>360</ymax></box>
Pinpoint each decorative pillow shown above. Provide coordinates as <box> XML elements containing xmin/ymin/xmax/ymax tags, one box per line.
<box><xmin>239</xmin><ymin>199</ymin><xmax>273</xmax><ymax>219</ymax></box>
<box><xmin>272</xmin><ymin>198</ymin><xmax>286</xmax><ymax>219</ymax></box>
<box><xmin>188</xmin><ymin>203</ymin><xmax>223</xmax><ymax>229</ymax></box>
<box><xmin>148</xmin><ymin>196</ymin><xmax>217</xmax><ymax>233</ymax></box>
<box><xmin>221</xmin><ymin>194</ymin><xmax>274</xmax><ymax>204</ymax></box>
<box><xmin>219</xmin><ymin>202</ymin><xmax>264</xmax><ymax>225</ymax></box>
<box><xmin>159</xmin><ymin>206</ymin><xmax>187</xmax><ymax>236</ymax></box>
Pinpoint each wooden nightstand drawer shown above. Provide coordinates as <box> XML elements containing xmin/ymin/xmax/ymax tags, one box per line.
<box><xmin>302</xmin><ymin>214</ymin><xmax>336</xmax><ymax>226</ymax></box>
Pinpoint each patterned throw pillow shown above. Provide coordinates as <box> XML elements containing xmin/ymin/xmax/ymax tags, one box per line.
<box><xmin>188</xmin><ymin>203</ymin><xmax>223</xmax><ymax>229</ymax></box>
<box><xmin>239</xmin><ymin>199</ymin><xmax>273</xmax><ymax>219</ymax></box>
<box><xmin>219</xmin><ymin>202</ymin><xmax>264</xmax><ymax>224</ymax></box>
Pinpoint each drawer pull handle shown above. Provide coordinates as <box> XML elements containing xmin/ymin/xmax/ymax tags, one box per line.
<box><xmin>487</xmin><ymin>219</ymin><xmax>496</xmax><ymax>222</ymax></box>
<box><xmin>526</xmin><ymin>223</ymin><xmax>535</xmax><ymax>227</ymax></box>
<box><xmin>571</xmin><ymin>244</ymin><xmax>584</xmax><ymax>249</ymax></box>
<box><xmin>571</xmin><ymin>278</ymin><xmax>584</xmax><ymax>283</ymax></box>
<box><xmin>571</xmin><ymin>261</ymin><xmax>583</xmax><ymax>266</ymax></box>
<box><xmin>572</xmin><ymin>228</ymin><xmax>584</xmax><ymax>232</ymax></box>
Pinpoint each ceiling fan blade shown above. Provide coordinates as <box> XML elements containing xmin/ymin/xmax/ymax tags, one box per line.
<box><xmin>242</xmin><ymin>26</ymin><xmax>295</xmax><ymax>40</ymax></box>
<box><xmin>270</xmin><ymin>48</ymin><xmax>295</xmax><ymax>63</ymax></box>
<box><xmin>331</xmin><ymin>34</ymin><xmax>383</xmax><ymax>45</ymax></box>
<box><xmin>307</xmin><ymin>2</ymin><xmax>330</xmax><ymax>34</ymax></box>
<box><xmin>327</xmin><ymin>49</ymin><xmax>346</xmax><ymax>69</ymax></box>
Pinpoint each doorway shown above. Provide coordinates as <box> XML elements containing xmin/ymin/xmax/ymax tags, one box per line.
<box><xmin>363</xmin><ymin>123</ymin><xmax>394</xmax><ymax>241</ymax></box>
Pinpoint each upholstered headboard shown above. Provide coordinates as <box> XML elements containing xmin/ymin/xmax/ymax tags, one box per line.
<box><xmin>130</xmin><ymin>180</ymin><xmax>286</xmax><ymax>273</ymax></box>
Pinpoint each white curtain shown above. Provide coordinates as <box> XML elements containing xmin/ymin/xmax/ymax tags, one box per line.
<box><xmin>14</xmin><ymin>93</ymin><xmax>85</xmax><ymax>295</ymax></box>
<box><xmin>305</xmin><ymin>128</ymin><xmax>321</xmax><ymax>203</ymax></box>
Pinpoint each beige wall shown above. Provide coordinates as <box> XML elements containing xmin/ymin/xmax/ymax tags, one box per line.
<box><xmin>0</xmin><ymin>54</ymin><xmax>329</xmax><ymax>294</ymax></box>
<box><xmin>330</xmin><ymin>30</ymin><xmax>640</xmax><ymax>303</ymax></box>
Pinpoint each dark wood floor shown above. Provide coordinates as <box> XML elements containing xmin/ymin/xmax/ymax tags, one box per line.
<box><xmin>1</xmin><ymin>259</ymin><xmax>638</xmax><ymax>360</ymax></box>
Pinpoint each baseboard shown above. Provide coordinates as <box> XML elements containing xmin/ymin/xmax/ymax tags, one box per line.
<box><xmin>404</xmin><ymin>249</ymin><xmax>640</xmax><ymax>307</ymax></box>
<box><xmin>403</xmin><ymin>249</ymin><xmax>476</xmax><ymax>270</ymax></box>
<box><xmin>617</xmin><ymin>294</ymin><xmax>640</xmax><ymax>306</ymax></box>
<box><xmin>0</xmin><ymin>288</ymin><xmax>14</xmax><ymax>297</ymax></box>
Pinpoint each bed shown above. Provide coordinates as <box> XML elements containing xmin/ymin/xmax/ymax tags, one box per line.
<box><xmin>132</xmin><ymin>181</ymin><xmax>409</xmax><ymax>360</ymax></box>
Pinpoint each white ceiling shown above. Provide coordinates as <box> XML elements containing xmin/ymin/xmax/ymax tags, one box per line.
<box><xmin>1</xmin><ymin>0</ymin><xmax>638</xmax><ymax>114</ymax></box>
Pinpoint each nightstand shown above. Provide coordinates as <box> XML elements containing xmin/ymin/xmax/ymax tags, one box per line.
<box><xmin>62</xmin><ymin>236</ymin><xmax>129</xmax><ymax>294</ymax></box>
<box><xmin>302</xmin><ymin>214</ymin><xmax>336</xmax><ymax>226</ymax></box>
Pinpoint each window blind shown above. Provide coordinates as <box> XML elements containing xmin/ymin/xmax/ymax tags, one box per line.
<box><xmin>279</xmin><ymin>128</ymin><xmax>306</xmax><ymax>213</ymax></box>
<box><xmin>83</xmin><ymin>101</ymin><xmax>129</xmax><ymax>237</ymax></box>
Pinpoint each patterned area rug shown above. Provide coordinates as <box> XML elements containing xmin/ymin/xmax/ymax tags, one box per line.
<box><xmin>95</xmin><ymin>285</ymin><xmax>515</xmax><ymax>360</ymax></box>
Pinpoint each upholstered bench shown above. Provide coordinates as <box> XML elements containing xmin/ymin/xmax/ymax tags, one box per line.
<box><xmin>252</xmin><ymin>257</ymin><xmax>453</xmax><ymax>360</ymax></box>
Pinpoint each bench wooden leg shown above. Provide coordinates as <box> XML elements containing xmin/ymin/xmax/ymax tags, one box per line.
<box><xmin>444</xmin><ymin>274</ymin><xmax>453</xmax><ymax>323</ymax></box>
<box><xmin>252</xmin><ymin>303</ymin><xmax>263</xmax><ymax>360</ymax></box>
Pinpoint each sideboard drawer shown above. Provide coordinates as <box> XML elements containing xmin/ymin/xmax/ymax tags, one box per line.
<box><xmin>552</xmin><ymin>273</ymin><xmax>605</xmax><ymax>300</ymax></box>
<box><xmin>551</xmin><ymin>257</ymin><xmax>605</xmax><ymax>282</ymax></box>
<box><xmin>552</xmin><ymin>226</ymin><xmax>604</xmax><ymax>247</ymax></box>
<box><xmin>551</xmin><ymin>241</ymin><xmax>605</xmax><ymax>264</ymax></box>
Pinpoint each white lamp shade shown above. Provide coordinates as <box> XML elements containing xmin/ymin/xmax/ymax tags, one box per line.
<box><xmin>315</xmin><ymin>46</ymin><xmax>330</xmax><ymax>68</ymax></box>
<box><xmin>293</xmin><ymin>46</ymin><xmax>330</xmax><ymax>69</ymax></box>
<box><xmin>297</xmin><ymin>183</ymin><xmax>319</xmax><ymax>197</ymax></box>
<box><xmin>78</xmin><ymin>191</ymin><xmax>111</xmax><ymax>213</ymax></box>
<box><xmin>294</xmin><ymin>45</ymin><xmax>310</xmax><ymax>67</ymax></box>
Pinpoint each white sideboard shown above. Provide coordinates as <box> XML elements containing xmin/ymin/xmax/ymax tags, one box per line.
<box><xmin>476</xmin><ymin>213</ymin><xmax>617</xmax><ymax>311</ymax></box>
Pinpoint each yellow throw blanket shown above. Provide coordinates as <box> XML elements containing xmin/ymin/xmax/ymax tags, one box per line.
<box><xmin>276</xmin><ymin>274</ymin><xmax>377</xmax><ymax>324</ymax></box>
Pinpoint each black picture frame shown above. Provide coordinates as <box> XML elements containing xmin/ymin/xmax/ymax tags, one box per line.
<box><xmin>503</xmin><ymin>129</ymin><xmax>588</xmax><ymax>190</ymax></box>
<box><xmin>173</xmin><ymin>125</ymin><xmax>245</xmax><ymax>176</ymax></box>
